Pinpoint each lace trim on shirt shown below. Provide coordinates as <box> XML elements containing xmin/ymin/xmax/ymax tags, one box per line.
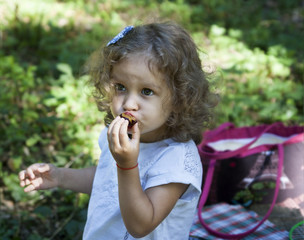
<box><xmin>123</xmin><ymin>231</ymin><xmax>129</xmax><ymax>239</ymax></box>
<box><xmin>184</xmin><ymin>142</ymin><xmax>201</xmax><ymax>178</ymax></box>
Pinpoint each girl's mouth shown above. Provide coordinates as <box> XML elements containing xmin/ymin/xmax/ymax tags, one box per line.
<box><xmin>120</xmin><ymin>112</ymin><xmax>137</xmax><ymax>128</ymax></box>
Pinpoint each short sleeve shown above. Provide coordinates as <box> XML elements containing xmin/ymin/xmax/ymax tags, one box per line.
<box><xmin>144</xmin><ymin>140</ymin><xmax>202</xmax><ymax>201</ymax></box>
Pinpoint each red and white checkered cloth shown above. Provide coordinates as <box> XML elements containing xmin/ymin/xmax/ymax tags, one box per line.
<box><xmin>190</xmin><ymin>203</ymin><xmax>288</xmax><ymax>240</ymax></box>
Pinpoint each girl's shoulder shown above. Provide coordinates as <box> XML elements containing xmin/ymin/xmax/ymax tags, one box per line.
<box><xmin>163</xmin><ymin>138</ymin><xmax>200</xmax><ymax>159</ymax></box>
<box><xmin>141</xmin><ymin>138</ymin><xmax>203</xmax><ymax>197</ymax></box>
<box><xmin>140</xmin><ymin>138</ymin><xmax>202</xmax><ymax>175</ymax></box>
<box><xmin>141</xmin><ymin>137</ymin><xmax>198</xmax><ymax>150</ymax></box>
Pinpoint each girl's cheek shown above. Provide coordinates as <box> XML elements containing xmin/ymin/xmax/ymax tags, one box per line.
<box><xmin>110</xmin><ymin>97</ymin><xmax>121</xmax><ymax>114</ymax></box>
<box><xmin>110</xmin><ymin>104</ymin><xmax>118</xmax><ymax>118</ymax></box>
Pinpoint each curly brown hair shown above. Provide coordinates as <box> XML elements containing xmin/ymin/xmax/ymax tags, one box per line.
<box><xmin>86</xmin><ymin>22</ymin><xmax>218</xmax><ymax>144</ymax></box>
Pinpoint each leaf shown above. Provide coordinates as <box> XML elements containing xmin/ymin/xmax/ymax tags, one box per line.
<box><xmin>7</xmin><ymin>156</ymin><xmax>22</xmax><ymax>171</ymax></box>
<box><xmin>57</xmin><ymin>63</ymin><xmax>73</xmax><ymax>76</ymax></box>
<box><xmin>26</xmin><ymin>134</ymin><xmax>41</xmax><ymax>147</ymax></box>
<box><xmin>34</xmin><ymin>206</ymin><xmax>53</xmax><ymax>219</ymax></box>
<box><xmin>65</xmin><ymin>220</ymin><xmax>81</xmax><ymax>237</ymax></box>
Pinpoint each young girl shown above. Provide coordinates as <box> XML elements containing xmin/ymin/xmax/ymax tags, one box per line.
<box><xmin>19</xmin><ymin>22</ymin><xmax>217</xmax><ymax>239</ymax></box>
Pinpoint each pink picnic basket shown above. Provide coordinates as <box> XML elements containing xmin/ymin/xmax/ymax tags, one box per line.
<box><xmin>197</xmin><ymin>122</ymin><xmax>304</xmax><ymax>239</ymax></box>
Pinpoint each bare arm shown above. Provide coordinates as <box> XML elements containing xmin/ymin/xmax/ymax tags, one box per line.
<box><xmin>58</xmin><ymin>166</ymin><xmax>96</xmax><ymax>194</ymax></box>
<box><xmin>117</xmin><ymin>168</ymin><xmax>188</xmax><ymax>238</ymax></box>
<box><xmin>19</xmin><ymin>163</ymin><xmax>96</xmax><ymax>195</ymax></box>
<box><xmin>108</xmin><ymin>117</ymin><xmax>188</xmax><ymax>237</ymax></box>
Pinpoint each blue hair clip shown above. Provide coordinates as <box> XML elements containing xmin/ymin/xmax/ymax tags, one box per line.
<box><xmin>107</xmin><ymin>26</ymin><xmax>134</xmax><ymax>46</ymax></box>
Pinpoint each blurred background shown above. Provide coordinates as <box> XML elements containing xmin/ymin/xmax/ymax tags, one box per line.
<box><xmin>0</xmin><ymin>0</ymin><xmax>303</xmax><ymax>239</ymax></box>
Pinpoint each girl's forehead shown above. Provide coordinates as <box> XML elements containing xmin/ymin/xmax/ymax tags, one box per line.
<box><xmin>121</xmin><ymin>52</ymin><xmax>153</xmax><ymax>66</ymax></box>
<box><xmin>113</xmin><ymin>53</ymin><xmax>163</xmax><ymax>80</ymax></box>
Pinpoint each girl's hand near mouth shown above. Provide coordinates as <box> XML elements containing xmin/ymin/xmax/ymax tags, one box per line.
<box><xmin>107</xmin><ymin>116</ymin><xmax>140</xmax><ymax>169</ymax></box>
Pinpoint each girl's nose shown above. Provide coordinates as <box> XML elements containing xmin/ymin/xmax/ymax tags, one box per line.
<box><xmin>123</xmin><ymin>94</ymin><xmax>138</xmax><ymax>111</ymax></box>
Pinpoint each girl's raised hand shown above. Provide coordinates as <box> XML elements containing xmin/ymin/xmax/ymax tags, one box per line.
<box><xmin>107</xmin><ymin>116</ymin><xmax>140</xmax><ymax>168</ymax></box>
<box><xmin>19</xmin><ymin>163</ymin><xmax>60</xmax><ymax>192</ymax></box>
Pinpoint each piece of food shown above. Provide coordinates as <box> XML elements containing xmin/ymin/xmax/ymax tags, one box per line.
<box><xmin>120</xmin><ymin>113</ymin><xmax>137</xmax><ymax>128</ymax></box>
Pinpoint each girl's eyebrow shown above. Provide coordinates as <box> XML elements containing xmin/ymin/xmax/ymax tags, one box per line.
<box><xmin>142</xmin><ymin>81</ymin><xmax>161</xmax><ymax>89</ymax></box>
<box><xmin>110</xmin><ymin>73</ymin><xmax>120</xmax><ymax>81</ymax></box>
<box><xmin>145</xmin><ymin>83</ymin><xmax>161</xmax><ymax>91</ymax></box>
<box><xmin>111</xmin><ymin>74</ymin><xmax>162</xmax><ymax>91</ymax></box>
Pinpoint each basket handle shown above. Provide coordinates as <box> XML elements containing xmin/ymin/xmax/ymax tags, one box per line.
<box><xmin>202</xmin><ymin>122</ymin><xmax>235</xmax><ymax>143</ymax></box>
<box><xmin>199</xmin><ymin>122</ymin><xmax>285</xmax><ymax>160</ymax></box>
<box><xmin>197</xmin><ymin>144</ymin><xmax>284</xmax><ymax>239</ymax></box>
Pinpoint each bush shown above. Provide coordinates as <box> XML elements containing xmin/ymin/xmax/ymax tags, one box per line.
<box><xmin>0</xmin><ymin>56</ymin><xmax>101</xmax><ymax>239</ymax></box>
<box><xmin>204</xmin><ymin>25</ymin><xmax>303</xmax><ymax>125</ymax></box>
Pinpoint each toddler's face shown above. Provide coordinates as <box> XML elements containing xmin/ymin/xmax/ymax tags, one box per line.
<box><xmin>110</xmin><ymin>54</ymin><xmax>172</xmax><ymax>143</ymax></box>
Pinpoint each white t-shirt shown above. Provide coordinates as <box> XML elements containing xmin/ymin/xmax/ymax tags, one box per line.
<box><xmin>83</xmin><ymin>128</ymin><xmax>202</xmax><ymax>240</ymax></box>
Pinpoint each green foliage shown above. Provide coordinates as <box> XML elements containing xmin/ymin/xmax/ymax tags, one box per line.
<box><xmin>0</xmin><ymin>56</ymin><xmax>101</xmax><ymax>239</ymax></box>
<box><xmin>0</xmin><ymin>56</ymin><xmax>100</xmax><ymax>170</ymax></box>
<box><xmin>0</xmin><ymin>0</ymin><xmax>303</xmax><ymax>239</ymax></box>
<box><xmin>0</xmin><ymin>2</ymin><xmax>108</xmax><ymax>78</ymax></box>
<box><xmin>233</xmin><ymin>182</ymin><xmax>277</xmax><ymax>206</ymax></box>
<box><xmin>204</xmin><ymin>25</ymin><xmax>303</xmax><ymax>125</ymax></box>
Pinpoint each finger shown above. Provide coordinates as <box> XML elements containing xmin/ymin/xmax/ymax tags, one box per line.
<box><xmin>24</xmin><ymin>178</ymin><xmax>43</xmax><ymax>192</ymax></box>
<box><xmin>110</xmin><ymin>118</ymin><xmax>125</xmax><ymax>146</ymax></box>
<box><xmin>24</xmin><ymin>178</ymin><xmax>33</xmax><ymax>186</ymax></box>
<box><xmin>131</xmin><ymin>123</ymin><xmax>140</xmax><ymax>143</ymax></box>
<box><xmin>20</xmin><ymin>177</ymin><xmax>34</xmax><ymax>188</ymax></box>
<box><xmin>27</xmin><ymin>163</ymin><xmax>43</xmax><ymax>179</ymax></box>
<box><xmin>37</xmin><ymin>163</ymin><xmax>51</xmax><ymax>173</ymax></box>
<box><xmin>108</xmin><ymin>116</ymin><xmax>121</xmax><ymax>131</ymax></box>
<box><xmin>107</xmin><ymin>116</ymin><xmax>121</xmax><ymax>140</ymax></box>
<box><xmin>20</xmin><ymin>179</ymin><xmax>27</xmax><ymax>187</ymax></box>
<box><xmin>27</xmin><ymin>167</ymin><xmax>36</xmax><ymax>180</ymax></box>
<box><xmin>19</xmin><ymin>170</ymin><xmax>26</xmax><ymax>181</ymax></box>
<box><xmin>119</xmin><ymin>119</ymin><xmax>130</xmax><ymax>146</ymax></box>
<box><xmin>24</xmin><ymin>184</ymin><xmax>36</xmax><ymax>193</ymax></box>
<box><xmin>20</xmin><ymin>179</ymin><xmax>26</xmax><ymax>187</ymax></box>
